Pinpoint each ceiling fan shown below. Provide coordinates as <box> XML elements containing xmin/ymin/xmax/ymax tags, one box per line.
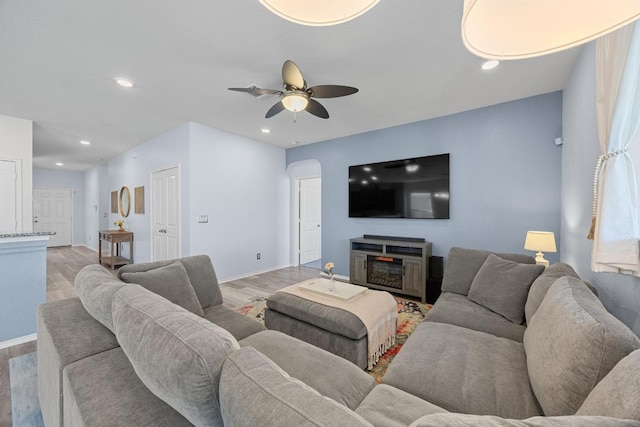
<box><xmin>228</xmin><ymin>60</ymin><xmax>358</xmax><ymax>119</ymax></box>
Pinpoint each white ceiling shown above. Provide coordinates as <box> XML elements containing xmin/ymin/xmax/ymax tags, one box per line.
<box><xmin>0</xmin><ymin>0</ymin><xmax>581</xmax><ymax>172</ymax></box>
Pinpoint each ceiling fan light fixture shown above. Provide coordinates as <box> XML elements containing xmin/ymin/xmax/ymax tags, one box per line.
<box><xmin>282</xmin><ymin>91</ymin><xmax>309</xmax><ymax>112</ymax></box>
<box><xmin>259</xmin><ymin>0</ymin><xmax>380</xmax><ymax>26</ymax></box>
<box><xmin>461</xmin><ymin>0</ymin><xmax>640</xmax><ymax>60</ymax></box>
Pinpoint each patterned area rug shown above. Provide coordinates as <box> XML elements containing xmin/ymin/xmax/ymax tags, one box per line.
<box><xmin>236</xmin><ymin>296</ymin><xmax>431</xmax><ymax>383</ymax></box>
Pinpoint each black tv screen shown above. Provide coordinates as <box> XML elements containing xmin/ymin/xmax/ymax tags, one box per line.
<box><xmin>349</xmin><ymin>154</ymin><xmax>450</xmax><ymax>219</ymax></box>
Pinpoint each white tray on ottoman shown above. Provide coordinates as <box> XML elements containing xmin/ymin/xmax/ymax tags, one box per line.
<box><xmin>297</xmin><ymin>278</ymin><xmax>367</xmax><ymax>301</ymax></box>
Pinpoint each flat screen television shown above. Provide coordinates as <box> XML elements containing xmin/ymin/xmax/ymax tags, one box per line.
<box><xmin>349</xmin><ymin>153</ymin><xmax>450</xmax><ymax>219</ymax></box>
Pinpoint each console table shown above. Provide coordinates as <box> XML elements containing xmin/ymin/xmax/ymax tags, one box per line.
<box><xmin>98</xmin><ymin>230</ymin><xmax>134</xmax><ymax>269</ymax></box>
<box><xmin>350</xmin><ymin>236</ymin><xmax>432</xmax><ymax>303</ymax></box>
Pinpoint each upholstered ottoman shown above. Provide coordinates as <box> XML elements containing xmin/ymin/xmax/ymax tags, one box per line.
<box><xmin>265</xmin><ymin>281</ymin><xmax>397</xmax><ymax>370</ymax></box>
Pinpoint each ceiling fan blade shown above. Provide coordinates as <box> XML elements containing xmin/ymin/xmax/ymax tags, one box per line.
<box><xmin>282</xmin><ymin>60</ymin><xmax>305</xmax><ymax>90</ymax></box>
<box><xmin>308</xmin><ymin>85</ymin><xmax>359</xmax><ymax>98</ymax></box>
<box><xmin>305</xmin><ymin>99</ymin><xmax>329</xmax><ymax>119</ymax></box>
<box><xmin>265</xmin><ymin>101</ymin><xmax>285</xmax><ymax>118</ymax></box>
<box><xmin>228</xmin><ymin>87</ymin><xmax>282</xmax><ymax>96</ymax></box>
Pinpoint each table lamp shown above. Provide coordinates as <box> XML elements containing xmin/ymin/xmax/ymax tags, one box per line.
<box><xmin>524</xmin><ymin>231</ymin><xmax>557</xmax><ymax>267</ymax></box>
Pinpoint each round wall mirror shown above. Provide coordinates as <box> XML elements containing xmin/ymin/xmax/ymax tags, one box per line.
<box><xmin>119</xmin><ymin>186</ymin><xmax>131</xmax><ymax>217</ymax></box>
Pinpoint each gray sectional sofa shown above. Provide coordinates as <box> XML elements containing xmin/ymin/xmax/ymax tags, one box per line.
<box><xmin>37</xmin><ymin>250</ymin><xmax>640</xmax><ymax>426</ymax></box>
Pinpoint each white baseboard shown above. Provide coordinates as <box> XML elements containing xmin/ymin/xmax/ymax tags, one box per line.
<box><xmin>219</xmin><ymin>264</ymin><xmax>292</xmax><ymax>284</ymax></box>
<box><xmin>0</xmin><ymin>333</ymin><xmax>37</xmax><ymax>350</ymax></box>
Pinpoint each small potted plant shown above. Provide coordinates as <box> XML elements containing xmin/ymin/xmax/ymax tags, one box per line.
<box><xmin>114</xmin><ymin>219</ymin><xmax>125</xmax><ymax>231</ymax></box>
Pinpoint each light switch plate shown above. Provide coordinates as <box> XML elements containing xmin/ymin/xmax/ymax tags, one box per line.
<box><xmin>198</xmin><ymin>215</ymin><xmax>208</xmax><ymax>223</ymax></box>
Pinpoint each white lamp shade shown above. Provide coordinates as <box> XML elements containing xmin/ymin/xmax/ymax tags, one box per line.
<box><xmin>259</xmin><ymin>0</ymin><xmax>380</xmax><ymax>26</ymax></box>
<box><xmin>282</xmin><ymin>92</ymin><xmax>309</xmax><ymax>112</ymax></box>
<box><xmin>461</xmin><ymin>0</ymin><xmax>640</xmax><ymax>60</ymax></box>
<box><xmin>524</xmin><ymin>231</ymin><xmax>557</xmax><ymax>253</ymax></box>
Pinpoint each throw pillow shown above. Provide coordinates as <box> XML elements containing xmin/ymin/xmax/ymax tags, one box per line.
<box><xmin>467</xmin><ymin>254</ymin><xmax>544</xmax><ymax>324</ymax></box>
<box><xmin>120</xmin><ymin>260</ymin><xmax>204</xmax><ymax>316</ymax></box>
<box><xmin>441</xmin><ymin>247</ymin><xmax>536</xmax><ymax>296</ymax></box>
<box><xmin>577</xmin><ymin>349</ymin><xmax>640</xmax><ymax>421</ymax></box>
<box><xmin>523</xmin><ymin>276</ymin><xmax>640</xmax><ymax>416</ymax></box>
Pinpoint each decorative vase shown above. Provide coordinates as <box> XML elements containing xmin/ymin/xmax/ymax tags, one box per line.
<box><xmin>118</xmin><ymin>225</ymin><xmax>124</xmax><ymax>231</ymax></box>
<box><xmin>330</xmin><ymin>275</ymin><xmax>336</xmax><ymax>291</ymax></box>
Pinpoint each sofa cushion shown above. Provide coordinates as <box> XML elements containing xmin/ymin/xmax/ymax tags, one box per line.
<box><xmin>524</xmin><ymin>276</ymin><xmax>640</xmax><ymax>416</ymax></box>
<box><xmin>118</xmin><ymin>254</ymin><xmax>223</xmax><ymax>308</ymax></box>
<box><xmin>219</xmin><ymin>346</ymin><xmax>373</xmax><ymax>427</ymax></box>
<box><xmin>577</xmin><ymin>349</ymin><xmax>640</xmax><ymax>421</ymax></box>
<box><xmin>467</xmin><ymin>254</ymin><xmax>544</xmax><ymax>324</ymax></box>
<box><xmin>202</xmin><ymin>304</ymin><xmax>266</xmax><ymax>340</ymax></box>
<box><xmin>63</xmin><ymin>347</ymin><xmax>191</xmax><ymax>427</ymax></box>
<box><xmin>525</xmin><ymin>263</ymin><xmax>582</xmax><ymax>323</ymax></box>
<box><xmin>74</xmin><ymin>264</ymin><xmax>127</xmax><ymax>332</ymax></box>
<box><xmin>355</xmin><ymin>384</ymin><xmax>447</xmax><ymax>427</ymax></box>
<box><xmin>383</xmin><ymin>322</ymin><xmax>542</xmax><ymax>419</ymax></box>
<box><xmin>409</xmin><ymin>413</ymin><xmax>640</xmax><ymax>426</ymax></box>
<box><xmin>37</xmin><ymin>297</ymin><xmax>120</xmax><ymax>427</ymax></box>
<box><xmin>111</xmin><ymin>285</ymin><xmax>240</xmax><ymax>427</ymax></box>
<box><xmin>239</xmin><ymin>329</ymin><xmax>375</xmax><ymax>410</ymax></box>
<box><xmin>441</xmin><ymin>247</ymin><xmax>535</xmax><ymax>296</ymax></box>
<box><xmin>424</xmin><ymin>292</ymin><xmax>526</xmax><ymax>342</ymax></box>
<box><xmin>119</xmin><ymin>260</ymin><xmax>205</xmax><ymax>316</ymax></box>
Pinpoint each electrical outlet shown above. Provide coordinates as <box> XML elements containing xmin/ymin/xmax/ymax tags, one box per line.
<box><xmin>256</xmin><ymin>253</ymin><xmax>261</xmax><ymax>260</ymax></box>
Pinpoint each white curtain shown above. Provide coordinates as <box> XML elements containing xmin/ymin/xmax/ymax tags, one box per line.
<box><xmin>591</xmin><ymin>22</ymin><xmax>640</xmax><ymax>275</ymax></box>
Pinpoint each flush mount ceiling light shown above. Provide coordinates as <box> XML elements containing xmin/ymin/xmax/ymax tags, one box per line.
<box><xmin>261</xmin><ymin>128</ymin><xmax>271</xmax><ymax>134</ymax></box>
<box><xmin>461</xmin><ymin>0</ymin><xmax>640</xmax><ymax>60</ymax></box>
<box><xmin>55</xmin><ymin>162</ymin><xmax>64</xmax><ymax>166</ymax></box>
<box><xmin>80</xmin><ymin>140</ymin><xmax>91</xmax><ymax>145</ymax></box>
<box><xmin>259</xmin><ymin>0</ymin><xmax>380</xmax><ymax>26</ymax></box>
<box><xmin>115</xmin><ymin>78</ymin><xmax>134</xmax><ymax>88</ymax></box>
<box><xmin>481</xmin><ymin>60</ymin><xmax>500</xmax><ymax>71</ymax></box>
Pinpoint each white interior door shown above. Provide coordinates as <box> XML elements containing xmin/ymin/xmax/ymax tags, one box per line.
<box><xmin>33</xmin><ymin>188</ymin><xmax>72</xmax><ymax>247</ymax></box>
<box><xmin>151</xmin><ymin>166</ymin><xmax>180</xmax><ymax>261</ymax></box>
<box><xmin>0</xmin><ymin>159</ymin><xmax>19</xmax><ymax>233</ymax></box>
<box><xmin>299</xmin><ymin>178</ymin><xmax>321</xmax><ymax>265</ymax></box>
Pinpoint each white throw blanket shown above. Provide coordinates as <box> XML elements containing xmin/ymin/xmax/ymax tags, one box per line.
<box><xmin>278</xmin><ymin>281</ymin><xmax>397</xmax><ymax>370</ymax></box>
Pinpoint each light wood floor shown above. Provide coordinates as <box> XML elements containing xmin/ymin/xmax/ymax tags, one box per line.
<box><xmin>0</xmin><ymin>245</ymin><xmax>320</xmax><ymax>427</ymax></box>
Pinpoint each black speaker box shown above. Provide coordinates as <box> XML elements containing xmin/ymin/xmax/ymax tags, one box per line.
<box><xmin>426</xmin><ymin>256</ymin><xmax>444</xmax><ymax>304</ymax></box>
<box><xmin>429</xmin><ymin>256</ymin><xmax>444</xmax><ymax>279</ymax></box>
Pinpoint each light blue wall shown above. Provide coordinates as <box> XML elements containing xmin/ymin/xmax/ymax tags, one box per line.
<box><xmin>99</xmin><ymin>121</ymin><xmax>290</xmax><ymax>279</ymax></box>
<box><xmin>188</xmin><ymin>122</ymin><xmax>290</xmax><ymax>280</ymax></box>
<box><xmin>84</xmin><ymin>164</ymin><xmax>109</xmax><ymax>251</ymax></box>
<box><xmin>562</xmin><ymin>43</ymin><xmax>640</xmax><ymax>335</ymax></box>
<box><xmin>0</xmin><ymin>238</ymin><xmax>47</xmax><ymax>341</ymax></box>
<box><xmin>107</xmin><ymin>124</ymin><xmax>190</xmax><ymax>262</ymax></box>
<box><xmin>287</xmin><ymin>92</ymin><xmax>563</xmax><ymax>277</ymax></box>
<box><xmin>33</xmin><ymin>167</ymin><xmax>86</xmax><ymax>246</ymax></box>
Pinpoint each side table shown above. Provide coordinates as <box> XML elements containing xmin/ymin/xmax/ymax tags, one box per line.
<box><xmin>98</xmin><ymin>230</ymin><xmax>134</xmax><ymax>269</ymax></box>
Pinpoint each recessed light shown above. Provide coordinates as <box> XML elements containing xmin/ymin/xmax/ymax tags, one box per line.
<box><xmin>291</xmin><ymin>141</ymin><xmax>299</xmax><ymax>145</ymax></box>
<box><xmin>261</xmin><ymin>128</ymin><xmax>271</xmax><ymax>134</ymax></box>
<box><xmin>115</xmin><ymin>78</ymin><xmax>134</xmax><ymax>88</ymax></box>
<box><xmin>481</xmin><ymin>60</ymin><xmax>500</xmax><ymax>71</ymax></box>
<box><xmin>363</xmin><ymin>166</ymin><xmax>372</xmax><ymax>172</ymax></box>
<box><xmin>80</xmin><ymin>140</ymin><xmax>91</xmax><ymax>145</ymax></box>
<box><xmin>55</xmin><ymin>162</ymin><xmax>64</xmax><ymax>166</ymax></box>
